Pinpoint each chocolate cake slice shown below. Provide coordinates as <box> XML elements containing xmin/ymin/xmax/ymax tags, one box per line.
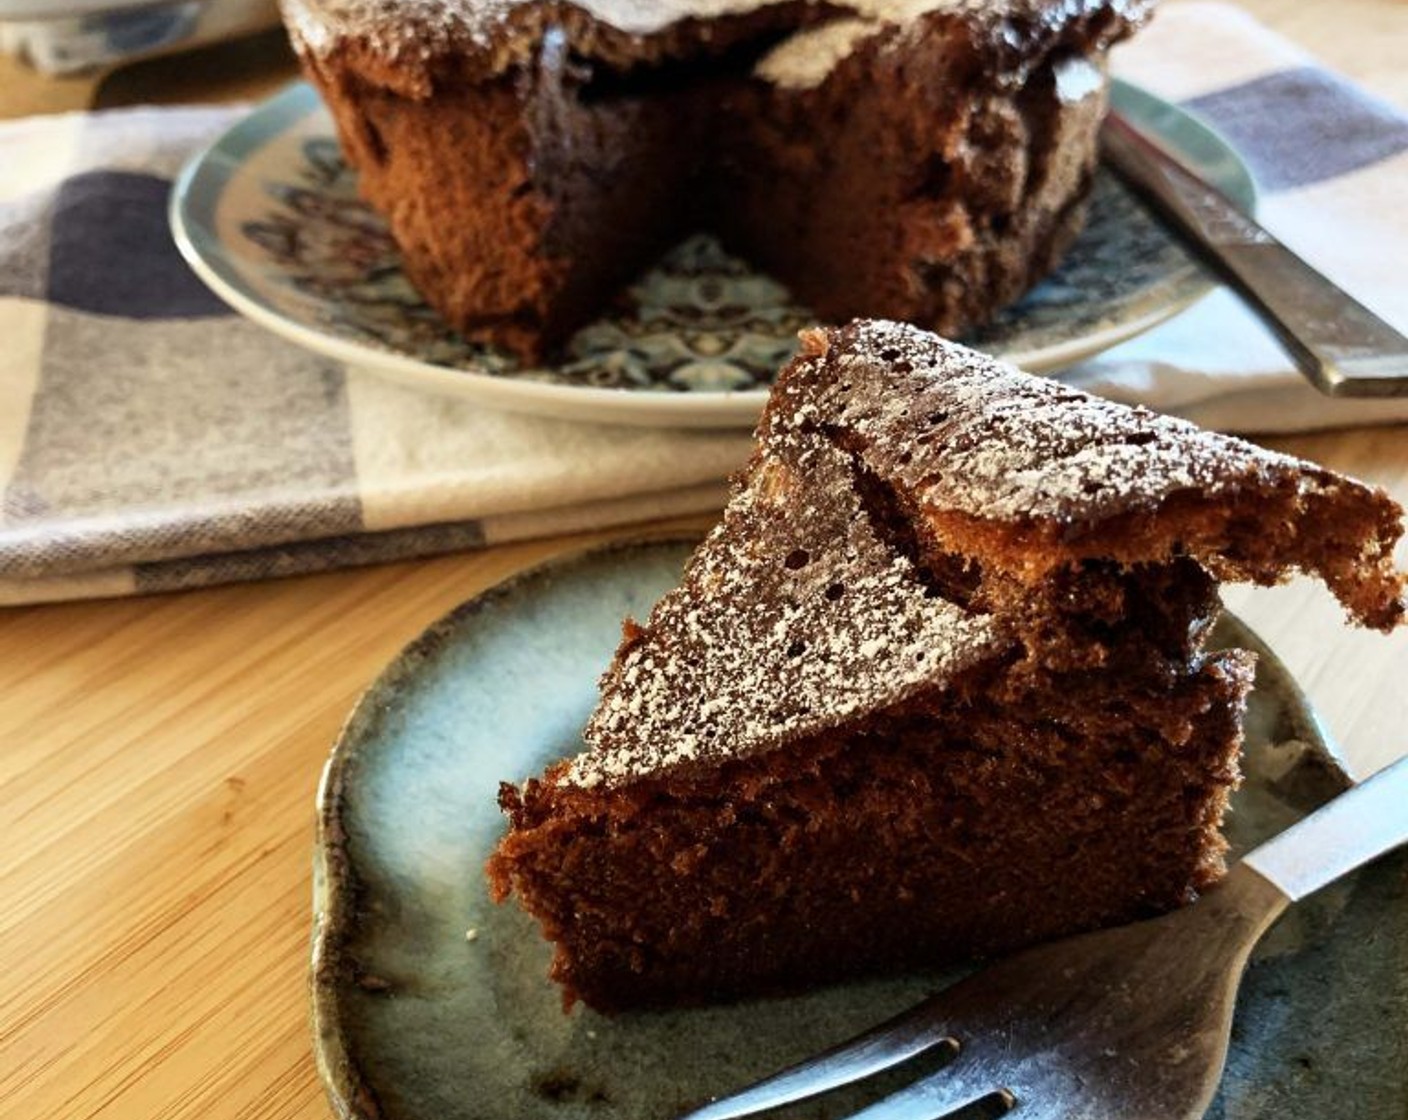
<box><xmin>282</xmin><ymin>0</ymin><xmax>1149</xmax><ymax>362</ymax></box>
<box><xmin>487</xmin><ymin>321</ymin><xmax>1405</xmax><ymax>1012</ymax></box>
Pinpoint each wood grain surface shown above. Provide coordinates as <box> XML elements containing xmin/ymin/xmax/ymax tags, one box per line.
<box><xmin>3</xmin><ymin>4</ymin><xmax>1407</xmax><ymax>1119</ymax></box>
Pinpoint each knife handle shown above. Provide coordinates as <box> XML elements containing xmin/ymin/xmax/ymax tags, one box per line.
<box><xmin>1102</xmin><ymin>113</ymin><xmax>1408</xmax><ymax>398</ymax></box>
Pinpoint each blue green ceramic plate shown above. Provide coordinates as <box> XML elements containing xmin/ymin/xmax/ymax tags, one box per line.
<box><xmin>310</xmin><ymin>537</ymin><xmax>1405</xmax><ymax>1120</ymax></box>
<box><xmin>173</xmin><ymin>81</ymin><xmax>1255</xmax><ymax>428</ymax></box>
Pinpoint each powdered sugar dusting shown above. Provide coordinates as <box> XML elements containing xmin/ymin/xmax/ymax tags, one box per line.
<box><xmin>285</xmin><ymin>0</ymin><xmax>778</xmax><ymax>51</ymax></box>
<box><xmin>754</xmin><ymin>18</ymin><xmax>877</xmax><ymax>89</ymax></box>
<box><xmin>284</xmin><ymin>0</ymin><xmax>1147</xmax><ymax>79</ymax></box>
<box><xmin>752</xmin><ymin>0</ymin><xmax>1040</xmax><ymax>88</ymax></box>
<box><xmin>287</xmin><ymin>0</ymin><xmax>1000</xmax><ymax>51</ymax></box>
<box><xmin>568</xmin><ymin>432</ymin><xmax>1004</xmax><ymax>788</ymax></box>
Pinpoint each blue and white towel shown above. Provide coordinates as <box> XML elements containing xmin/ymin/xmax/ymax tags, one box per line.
<box><xmin>2</xmin><ymin>1</ymin><xmax>1406</xmax><ymax>605</ymax></box>
<box><xmin>1088</xmin><ymin>2</ymin><xmax>1408</xmax><ymax>431</ymax></box>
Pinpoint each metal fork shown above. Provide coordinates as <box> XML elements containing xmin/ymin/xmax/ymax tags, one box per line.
<box><xmin>681</xmin><ymin>754</ymin><xmax>1408</xmax><ymax>1120</ymax></box>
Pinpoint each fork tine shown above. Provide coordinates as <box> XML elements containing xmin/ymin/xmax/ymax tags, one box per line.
<box><xmin>677</xmin><ymin>998</ymin><xmax>957</xmax><ymax>1120</ymax></box>
<box><xmin>839</xmin><ymin>1068</ymin><xmax>1015</xmax><ymax>1120</ymax></box>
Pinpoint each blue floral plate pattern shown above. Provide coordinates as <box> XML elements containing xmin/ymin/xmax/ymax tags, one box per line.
<box><xmin>173</xmin><ymin>81</ymin><xmax>1254</xmax><ymax>427</ymax></box>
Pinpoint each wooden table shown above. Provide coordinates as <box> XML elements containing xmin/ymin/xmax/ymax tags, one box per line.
<box><xmin>3</xmin><ymin>5</ymin><xmax>1406</xmax><ymax>1119</ymax></box>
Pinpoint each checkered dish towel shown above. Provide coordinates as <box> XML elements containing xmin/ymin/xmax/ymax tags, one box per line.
<box><xmin>2</xmin><ymin>2</ymin><xmax>1407</xmax><ymax>606</ymax></box>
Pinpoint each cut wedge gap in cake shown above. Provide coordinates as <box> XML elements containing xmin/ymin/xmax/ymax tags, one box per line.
<box><xmin>284</xmin><ymin>0</ymin><xmax>1153</xmax><ymax>362</ymax></box>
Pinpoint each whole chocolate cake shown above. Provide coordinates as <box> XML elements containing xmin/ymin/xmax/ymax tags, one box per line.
<box><xmin>281</xmin><ymin>0</ymin><xmax>1150</xmax><ymax>361</ymax></box>
<box><xmin>486</xmin><ymin>321</ymin><xmax>1405</xmax><ymax>1013</ymax></box>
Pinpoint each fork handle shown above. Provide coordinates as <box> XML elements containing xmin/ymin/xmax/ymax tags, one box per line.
<box><xmin>1242</xmin><ymin>754</ymin><xmax>1408</xmax><ymax>902</ymax></box>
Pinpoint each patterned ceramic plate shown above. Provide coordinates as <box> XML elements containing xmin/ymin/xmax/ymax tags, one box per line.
<box><xmin>172</xmin><ymin>81</ymin><xmax>1254</xmax><ymax>428</ymax></box>
<box><xmin>311</xmin><ymin>537</ymin><xmax>1406</xmax><ymax>1120</ymax></box>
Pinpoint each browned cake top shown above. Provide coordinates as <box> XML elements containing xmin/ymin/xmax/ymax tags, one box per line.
<box><xmin>568</xmin><ymin>321</ymin><xmax>1403</xmax><ymax>789</ymax></box>
<box><xmin>778</xmin><ymin>320</ymin><xmax>1323</xmax><ymax>524</ymax></box>
<box><xmin>282</xmin><ymin>0</ymin><xmax>1149</xmax><ymax>87</ymax></box>
<box><xmin>772</xmin><ymin>322</ymin><xmax>1404</xmax><ymax>629</ymax></box>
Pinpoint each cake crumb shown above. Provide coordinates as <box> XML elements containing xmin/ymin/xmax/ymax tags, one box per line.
<box><xmin>798</xmin><ymin>327</ymin><xmax>831</xmax><ymax>358</ymax></box>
